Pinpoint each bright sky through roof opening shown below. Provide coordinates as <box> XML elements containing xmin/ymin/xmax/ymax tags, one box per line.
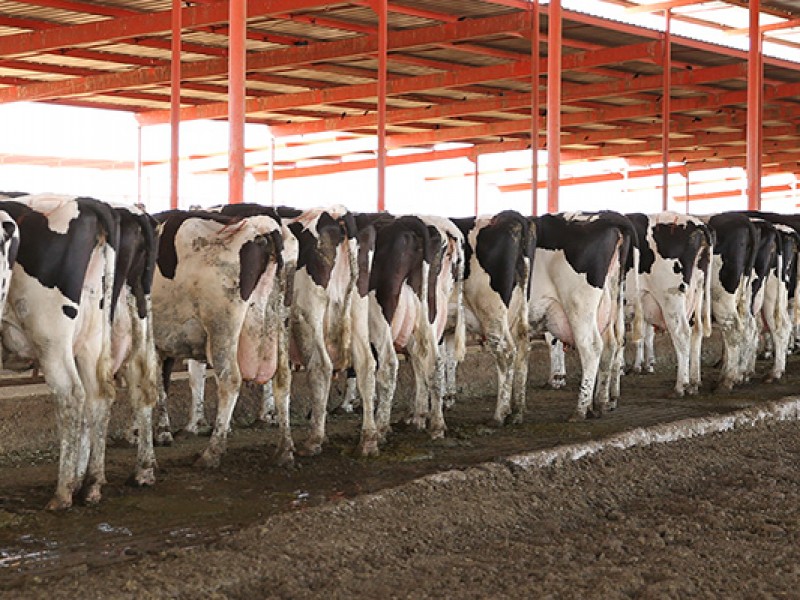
<box><xmin>0</xmin><ymin>0</ymin><xmax>799</xmax><ymax>215</ymax></box>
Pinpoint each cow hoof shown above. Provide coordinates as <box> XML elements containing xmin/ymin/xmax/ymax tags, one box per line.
<box><xmin>429</xmin><ymin>427</ymin><xmax>446</xmax><ymax>441</ymax></box>
<box><xmin>443</xmin><ymin>395</ymin><xmax>457</xmax><ymax>410</ymax></box>
<box><xmin>155</xmin><ymin>431</ymin><xmax>174</xmax><ymax>447</ymax></box>
<box><xmin>274</xmin><ymin>450</ymin><xmax>295</xmax><ymax>468</ymax></box>
<box><xmin>194</xmin><ymin>450</ymin><xmax>221</xmax><ymax>469</ymax></box>
<box><xmin>251</xmin><ymin>417</ymin><xmax>277</xmax><ymax>429</ymax></box>
<box><xmin>82</xmin><ymin>486</ymin><xmax>103</xmax><ymax>506</ymax></box>
<box><xmin>510</xmin><ymin>413</ymin><xmax>524</xmax><ymax>425</ymax></box>
<box><xmin>567</xmin><ymin>410</ymin><xmax>587</xmax><ymax>422</ymax></box>
<box><xmin>127</xmin><ymin>468</ymin><xmax>156</xmax><ymax>488</ymax></box>
<box><xmin>357</xmin><ymin>439</ymin><xmax>380</xmax><ymax>457</ymax></box>
<box><xmin>714</xmin><ymin>381</ymin><xmax>735</xmax><ymax>394</ymax></box>
<box><xmin>587</xmin><ymin>409</ymin><xmax>604</xmax><ymax>420</ymax></box>
<box><xmin>298</xmin><ymin>442</ymin><xmax>323</xmax><ymax>457</ymax></box>
<box><xmin>45</xmin><ymin>495</ymin><xmax>72</xmax><ymax>511</ymax></box>
<box><xmin>670</xmin><ymin>389</ymin><xmax>686</xmax><ymax>399</ymax></box>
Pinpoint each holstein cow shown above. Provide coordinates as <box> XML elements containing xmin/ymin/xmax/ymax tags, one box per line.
<box><xmin>530</xmin><ymin>211</ymin><xmax>639</xmax><ymax>420</ymax></box>
<box><xmin>361</xmin><ymin>214</ymin><xmax>453</xmax><ymax>440</ymax></box>
<box><xmin>0</xmin><ymin>194</ymin><xmax>121</xmax><ymax>510</ymax></box>
<box><xmin>151</xmin><ymin>210</ymin><xmax>293</xmax><ymax>467</ymax></box>
<box><xmin>176</xmin><ymin>205</ymin><xmax>362</xmax><ymax>460</ymax></box>
<box><xmin>449</xmin><ymin>210</ymin><xmax>536</xmax><ymax>425</ymax></box>
<box><xmin>702</xmin><ymin>212</ymin><xmax>759</xmax><ymax>391</ymax></box>
<box><xmin>742</xmin><ymin>211</ymin><xmax>800</xmax><ymax>380</ymax></box>
<box><xmin>627</xmin><ymin>212</ymin><xmax>713</xmax><ymax>396</ymax></box>
<box><xmin>108</xmin><ymin>203</ymin><xmax>161</xmax><ymax>489</ymax></box>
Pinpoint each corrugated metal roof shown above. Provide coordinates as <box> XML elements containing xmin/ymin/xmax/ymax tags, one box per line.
<box><xmin>0</xmin><ymin>0</ymin><xmax>797</xmax><ymax>180</ymax></box>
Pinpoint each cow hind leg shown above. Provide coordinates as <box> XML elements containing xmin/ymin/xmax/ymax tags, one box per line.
<box><xmin>196</xmin><ymin>349</ymin><xmax>242</xmax><ymax>468</ymax></box>
<box><xmin>545</xmin><ymin>333</ymin><xmax>567</xmax><ymax>389</ymax></box>
<box><xmin>183</xmin><ymin>359</ymin><xmax>210</xmax><ymax>435</ymax></box>
<box><xmin>509</xmin><ymin>320</ymin><xmax>531</xmax><ymax>424</ymax></box>
<box><xmin>153</xmin><ymin>357</ymin><xmax>175</xmax><ymax>446</ymax></box>
<box><xmin>484</xmin><ymin>329</ymin><xmax>514</xmax><ymax>426</ymax></box>
<box><xmin>568</xmin><ymin>321</ymin><xmax>603</xmax><ymax>422</ymax></box>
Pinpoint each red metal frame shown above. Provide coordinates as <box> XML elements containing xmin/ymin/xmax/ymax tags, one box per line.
<box><xmin>170</xmin><ymin>0</ymin><xmax>181</xmax><ymax>210</ymax></box>
<box><xmin>530</xmin><ymin>0</ymin><xmax>540</xmax><ymax>216</ymax></box>
<box><xmin>228</xmin><ymin>0</ymin><xmax>246</xmax><ymax>204</ymax></box>
<box><xmin>547</xmin><ymin>0</ymin><xmax>562</xmax><ymax>214</ymax></box>
<box><xmin>374</xmin><ymin>0</ymin><xmax>388</xmax><ymax>212</ymax></box>
<box><xmin>661</xmin><ymin>9</ymin><xmax>671</xmax><ymax>211</ymax></box>
<box><xmin>747</xmin><ymin>0</ymin><xmax>763</xmax><ymax>210</ymax></box>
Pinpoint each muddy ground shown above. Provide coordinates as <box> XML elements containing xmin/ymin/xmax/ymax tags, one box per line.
<box><xmin>1</xmin><ymin>332</ymin><xmax>800</xmax><ymax>597</ymax></box>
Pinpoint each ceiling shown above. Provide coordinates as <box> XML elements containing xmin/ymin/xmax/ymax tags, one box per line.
<box><xmin>1</xmin><ymin>0</ymin><xmax>800</xmax><ymax>186</ymax></box>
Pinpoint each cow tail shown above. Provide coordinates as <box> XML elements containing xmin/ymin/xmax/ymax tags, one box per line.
<box><xmin>341</xmin><ymin>236</ymin><xmax>359</xmax><ymax>368</ymax></box>
<box><xmin>452</xmin><ymin>240</ymin><xmax>467</xmax><ymax>363</ymax></box>
<box><xmin>98</xmin><ymin>235</ymin><xmax>118</xmax><ymax>402</ymax></box>
<box><xmin>629</xmin><ymin>246</ymin><xmax>645</xmax><ymax>346</ymax></box>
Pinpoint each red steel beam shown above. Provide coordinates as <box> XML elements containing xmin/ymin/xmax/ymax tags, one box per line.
<box><xmin>374</xmin><ymin>0</ymin><xmax>388</xmax><ymax>212</ymax></box>
<box><xmin>170</xmin><ymin>0</ymin><xmax>181</xmax><ymax>210</ymax></box>
<box><xmin>530</xmin><ymin>0</ymin><xmax>540</xmax><ymax>216</ymax></box>
<box><xmin>1</xmin><ymin>12</ymin><xmax>534</xmax><ymax>106</ymax></box>
<box><xmin>229</xmin><ymin>0</ymin><xmax>247</xmax><ymax>204</ymax></box>
<box><xmin>747</xmin><ymin>0</ymin><xmax>763</xmax><ymax>210</ymax></box>
<box><xmin>0</xmin><ymin>0</ymin><xmax>331</xmax><ymax>58</ymax></box>
<box><xmin>674</xmin><ymin>184</ymin><xmax>791</xmax><ymax>203</ymax></box>
<box><xmin>661</xmin><ymin>9</ymin><xmax>671</xmax><ymax>211</ymax></box>
<box><xmin>547</xmin><ymin>0</ymin><xmax>562</xmax><ymax>213</ymax></box>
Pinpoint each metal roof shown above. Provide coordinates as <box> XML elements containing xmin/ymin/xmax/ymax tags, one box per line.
<box><xmin>0</xmin><ymin>0</ymin><xmax>799</xmax><ymax>186</ymax></box>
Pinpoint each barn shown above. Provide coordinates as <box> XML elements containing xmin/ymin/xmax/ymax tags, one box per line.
<box><xmin>1</xmin><ymin>0</ymin><xmax>800</xmax><ymax>595</ymax></box>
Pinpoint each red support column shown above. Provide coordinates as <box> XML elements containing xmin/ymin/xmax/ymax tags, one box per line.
<box><xmin>747</xmin><ymin>0</ymin><xmax>763</xmax><ymax>210</ymax></box>
<box><xmin>546</xmin><ymin>0</ymin><xmax>562</xmax><ymax>214</ymax></box>
<box><xmin>136</xmin><ymin>124</ymin><xmax>143</xmax><ymax>208</ymax></box>
<box><xmin>661</xmin><ymin>9</ymin><xmax>671</xmax><ymax>212</ymax></box>
<box><xmin>228</xmin><ymin>0</ymin><xmax>246</xmax><ymax>204</ymax></box>
<box><xmin>169</xmin><ymin>0</ymin><xmax>181</xmax><ymax>210</ymax></box>
<box><xmin>530</xmin><ymin>0</ymin><xmax>540</xmax><ymax>216</ymax></box>
<box><xmin>374</xmin><ymin>0</ymin><xmax>388</xmax><ymax>212</ymax></box>
<box><xmin>471</xmin><ymin>155</ymin><xmax>479</xmax><ymax>216</ymax></box>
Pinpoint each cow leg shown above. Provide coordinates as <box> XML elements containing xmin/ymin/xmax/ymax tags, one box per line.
<box><xmin>568</xmin><ymin>320</ymin><xmax>603</xmax><ymax>422</ymax></box>
<box><xmin>643</xmin><ymin>324</ymin><xmax>656</xmax><ymax>373</ymax></box>
<box><xmin>272</xmin><ymin>323</ymin><xmax>295</xmax><ymax>467</ymax></box>
<box><xmin>441</xmin><ymin>335</ymin><xmax>458</xmax><ymax>409</ymax></box>
<box><xmin>339</xmin><ymin>375</ymin><xmax>360</xmax><ymax>413</ymax></box>
<box><xmin>483</xmin><ymin>327</ymin><xmax>514</xmax><ymax>426</ymax></box>
<box><xmin>124</xmin><ymin>314</ymin><xmax>159</xmax><ymax>487</ymax></box>
<box><xmin>371</xmin><ymin>317</ymin><xmax>398</xmax><ymax>441</ymax></box>
<box><xmin>295</xmin><ymin>311</ymin><xmax>334</xmax><ymax>456</ymax></box>
<box><xmin>663</xmin><ymin>307</ymin><xmax>692</xmax><ymax>397</ymax></box>
<box><xmin>196</xmin><ymin>349</ymin><xmax>242</xmax><ymax>468</ymax></box>
<box><xmin>154</xmin><ymin>357</ymin><xmax>175</xmax><ymax>446</ymax></box>
<box><xmin>592</xmin><ymin>326</ymin><xmax>616</xmax><ymax>417</ymax></box>
<box><xmin>546</xmin><ymin>333</ymin><xmax>567</xmax><ymax>389</ymax></box>
<box><xmin>716</xmin><ymin>319</ymin><xmax>741</xmax><ymax>392</ymax></box>
<box><xmin>79</xmin><ymin>358</ymin><xmax>116</xmax><ymax>505</ymax></box>
<box><xmin>352</xmin><ymin>298</ymin><xmax>379</xmax><ymax>456</ymax></box>
<box><xmin>688</xmin><ymin>318</ymin><xmax>704</xmax><ymax>395</ymax></box>
<box><xmin>428</xmin><ymin>344</ymin><xmax>448</xmax><ymax>439</ymax></box>
<box><xmin>40</xmin><ymin>351</ymin><xmax>86</xmax><ymax>510</ymax></box>
<box><xmin>184</xmin><ymin>359</ymin><xmax>210</xmax><ymax>434</ymax></box>
<box><xmin>509</xmin><ymin>319</ymin><xmax>531</xmax><ymax>424</ymax></box>
<box><xmin>256</xmin><ymin>380</ymin><xmax>278</xmax><ymax>425</ymax></box>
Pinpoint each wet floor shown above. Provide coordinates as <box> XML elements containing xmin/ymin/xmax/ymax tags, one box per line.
<box><xmin>0</xmin><ymin>344</ymin><xmax>797</xmax><ymax>590</ymax></box>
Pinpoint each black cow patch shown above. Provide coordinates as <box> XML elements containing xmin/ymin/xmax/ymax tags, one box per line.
<box><xmin>708</xmin><ymin>213</ymin><xmax>759</xmax><ymax>295</ymax></box>
<box><xmin>474</xmin><ymin>210</ymin><xmax>533</xmax><ymax>308</ymax></box>
<box><xmin>290</xmin><ymin>211</ymin><xmax>348</xmax><ymax>289</ymax></box>
<box><xmin>62</xmin><ymin>305</ymin><xmax>78</xmax><ymax>319</ymax></box>
<box><xmin>0</xmin><ymin>197</ymin><xmax>119</xmax><ymax>306</ymax></box>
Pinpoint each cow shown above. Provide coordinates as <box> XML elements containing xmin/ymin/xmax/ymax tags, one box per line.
<box><xmin>175</xmin><ymin>204</ymin><xmax>358</xmax><ymax>461</ymax></box>
<box><xmin>628</xmin><ymin>212</ymin><xmax>713</xmax><ymax>397</ymax></box>
<box><xmin>530</xmin><ymin>211</ymin><xmax>639</xmax><ymax>420</ymax></box>
<box><xmin>0</xmin><ymin>193</ymin><xmax>122</xmax><ymax>510</ymax></box>
<box><xmin>703</xmin><ymin>212</ymin><xmax>760</xmax><ymax>391</ymax></box>
<box><xmin>151</xmin><ymin>210</ymin><xmax>293</xmax><ymax>468</ymax></box>
<box><xmin>449</xmin><ymin>211</ymin><xmax>535</xmax><ymax>425</ymax></box>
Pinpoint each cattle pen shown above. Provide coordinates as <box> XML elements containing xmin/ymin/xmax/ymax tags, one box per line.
<box><xmin>2</xmin><ymin>332</ymin><xmax>800</xmax><ymax>595</ymax></box>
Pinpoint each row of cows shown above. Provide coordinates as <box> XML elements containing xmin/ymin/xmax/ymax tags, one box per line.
<box><xmin>0</xmin><ymin>192</ymin><xmax>795</xmax><ymax>511</ymax></box>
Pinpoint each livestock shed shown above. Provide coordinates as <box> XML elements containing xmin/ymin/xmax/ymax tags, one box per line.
<box><xmin>3</xmin><ymin>1</ymin><xmax>800</xmax><ymax>596</ymax></box>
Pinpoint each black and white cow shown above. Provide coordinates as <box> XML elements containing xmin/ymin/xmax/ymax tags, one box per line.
<box><xmin>703</xmin><ymin>212</ymin><xmax>760</xmax><ymax>391</ymax></box>
<box><xmin>151</xmin><ymin>210</ymin><xmax>293</xmax><ymax>467</ymax></box>
<box><xmin>0</xmin><ymin>194</ymin><xmax>121</xmax><ymax>509</ymax></box>
<box><xmin>530</xmin><ymin>211</ymin><xmax>639</xmax><ymax>420</ymax></box>
<box><xmin>627</xmin><ymin>212</ymin><xmax>713</xmax><ymax>396</ymax></box>
<box><xmin>110</xmin><ymin>204</ymin><xmax>160</xmax><ymax>488</ymax></box>
<box><xmin>449</xmin><ymin>211</ymin><xmax>535</xmax><ymax>425</ymax></box>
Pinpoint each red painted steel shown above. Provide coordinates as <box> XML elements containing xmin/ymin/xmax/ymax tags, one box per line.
<box><xmin>530</xmin><ymin>0</ymin><xmax>540</xmax><ymax>216</ymax></box>
<box><xmin>170</xmin><ymin>0</ymin><xmax>181</xmax><ymax>210</ymax></box>
<box><xmin>661</xmin><ymin>9</ymin><xmax>671</xmax><ymax>212</ymax></box>
<box><xmin>375</xmin><ymin>0</ymin><xmax>388</xmax><ymax>212</ymax></box>
<box><xmin>228</xmin><ymin>0</ymin><xmax>246</xmax><ymax>204</ymax></box>
<box><xmin>547</xmin><ymin>0</ymin><xmax>562</xmax><ymax>214</ymax></box>
<box><xmin>747</xmin><ymin>0</ymin><xmax>763</xmax><ymax>210</ymax></box>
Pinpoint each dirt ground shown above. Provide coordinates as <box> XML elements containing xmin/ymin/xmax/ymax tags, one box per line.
<box><xmin>2</xmin><ymin>332</ymin><xmax>800</xmax><ymax>597</ymax></box>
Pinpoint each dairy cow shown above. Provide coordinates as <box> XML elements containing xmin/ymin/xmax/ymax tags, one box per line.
<box><xmin>449</xmin><ymin>211</ymin><xmax>535</xmax><ymax>425</ymax></box>
<box><xmin>151</xmin><ymin>211</ymin><xmax>293</xmax><ymax>467</ymax></box>
<box><xmin>628</xmin><ymin>212</ymin><xmax>713</xmax><ymax>396</ymax></box>
<box><xmin>703</xmin><ymin>212</ymin><xmax>760</xmax><ymax>391</ymax></box>
<box><xmin>530</xmin><ymin>211</ymin><xmax>639</xmax><ymax>420</ymax></box>
<box><xmin>0</xmin><ymin>194</ymin><xmax>121</xmax><ymax>509</ymax></box>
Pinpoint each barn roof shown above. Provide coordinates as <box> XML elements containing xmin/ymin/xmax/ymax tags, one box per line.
<box><xmin>0</xmin><ymin>0</ymin><xmax>799</xmax><ymax>190</ymax></box>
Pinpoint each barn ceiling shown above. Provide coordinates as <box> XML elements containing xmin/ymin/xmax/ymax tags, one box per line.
<box><xmin>0</xmin><ymin>0</ymin><xmax>799</xmax><ymax>183</ymax></box>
